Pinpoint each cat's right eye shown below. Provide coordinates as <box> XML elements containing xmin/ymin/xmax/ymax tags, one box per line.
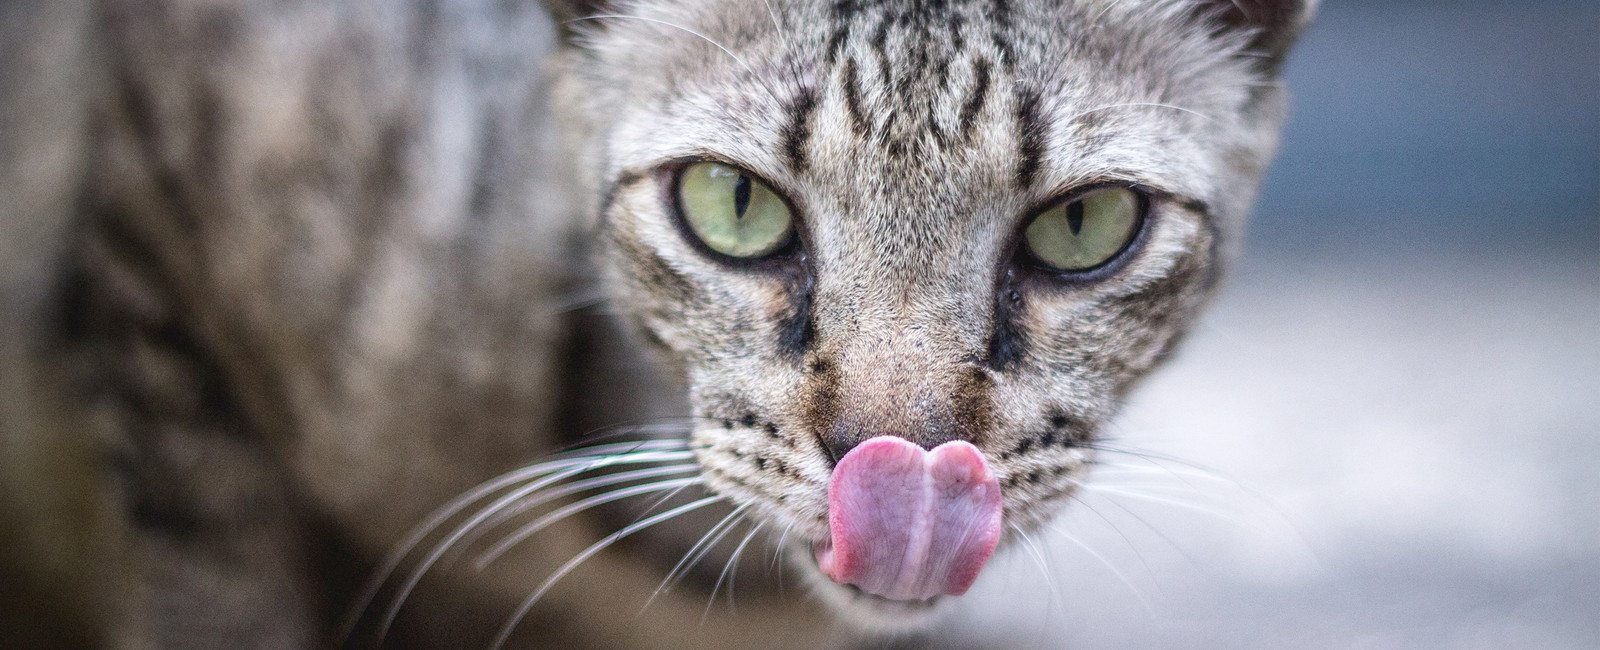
<box><xmin>675</xmin><ymin>162</ymin><xmax>795</xmax><ymax>259</ymax></box>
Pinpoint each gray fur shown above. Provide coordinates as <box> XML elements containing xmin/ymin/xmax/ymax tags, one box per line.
<box><xmin>0</xmin><ymin>0</ymin><xmax>1311</xmax><ymax>647</ymax></box>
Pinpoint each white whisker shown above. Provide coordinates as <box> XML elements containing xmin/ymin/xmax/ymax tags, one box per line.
<box><xmin>756</xmin><ymin>0</ymin><xmax>809</xmax><ymax>95</ymax></box>
<box><xmin>769</xmin><ymin>521</ymin><xmax>795</xmax><ymax>594</ymax></box>
<box><xmin>376</xmin><ymin>448</ymin><xmax>694</xmax><ymax>641</ymax></box>
<box><xmin>1101</xmin><ymin>454</ymin><xmax>1303</xmax><ymax>521</ymax></box>
<box><xmin>1008</xmin><ymin>522</ymin><xmax>1064</xmax><ymax>616</ymax></box>
<box><xmin>490</xmin><ymin>495</ymin><xmax>725</xmax><ymax>650</ymax></box>
<box><xmin>1083</xmin><ymin>481</ymin><xmax>1234</xmax><ymax>496</ymax></box>
<box><xmin>1067</xmin><ymin>494</ymin><xmax>1161</xmax><ymax>584</ymax></box>
<box><xmin>704</xmin><ymin>521</ymin><xmax>765</xmax><ymax>622</ymax></box>
<box><xmin>454</xmin><ymin>464</ymin><xmax>700</xmax><ymax>555</ymax></box>
<box><xmin>643</xmin><ymin>503</ymin><xmax>751</xmax><ymax>612</ymax></box>
<box><xmin>1090</xmin><ymin>1</ymin><xmax>1119</xmax><ymax>25</ymax></box>
<box><xmin>1083</xmin><ymin>485</ymin><xmax>1279</xmax><ymax>536</ymax></box>
<box><xmin>1046</xmin><ymin>522</ymin><xmax>1155</xmax><ymax>616</ymax></box>
<box><xmin>340</xmin><ymin>438</ymin><xmax>687</xmax><ymax>644</ymax></box>
<box><xmin>475</xmin><ymin>476</ymin><xmax>705</xmax><ymax>570</ymax></box>
<box><xmin>1083</xmin><ymin>492</ymin><xmax>1209</xmax><ymax>571</ymax></box>
<box><xmin>1090</xmin><ymin>446</ymin><xmax>1239</xmax><ymax>503</ymax></box>
<box><xmin>556</xmin><ymin>428</ymin><xmax>693</xmax><ymax>454</ymax></box>
<box><xmin>1088</xmin><ymin>445</ymin><xmax>1232</xmax><ymax>478</ymax></box>
<box><xmin>633</xmin><ymin>477</ymin><xmax>701</xmax><ymax>522</ymax></box>
<box><xmin>1092</xmin><ymin>464</ymin><xmax>1236</xmax><ymax>483</ymax></box>
<box><xmin>551</xmin><ymin>287</ymin><xmax>609</xmax><ymax>314</ymax></box>
<box><xmin>1090</xmin><ymin>446</ymin><xmax>1317</xmax><ymax>555</ymax></box>
<box><xmin>1067</xmin><ymin>102</ymin><xmax>1215</xmax><ymax>124</ymax></box>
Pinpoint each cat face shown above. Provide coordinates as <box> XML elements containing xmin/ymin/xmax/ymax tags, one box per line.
<box><xmin>551</xmin><ymin>0</ymin><xmax>1309</xmax><ymax>625</ymax></box>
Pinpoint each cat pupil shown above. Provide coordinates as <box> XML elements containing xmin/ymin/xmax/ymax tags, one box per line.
<box><xmin>1067</xmin><ymin>200</ymin><xmax>1085</xmax><ymax>236</ymax></box>
<box><xmin>733</xmin><ymin>174</ymin><xmax>752</xmax><ymax>220</ymax></box>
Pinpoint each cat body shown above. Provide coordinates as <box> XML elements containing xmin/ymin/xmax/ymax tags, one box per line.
<box><xmin>0</xmin><ymin>0</ymin><xmax>1311</xmax><ymax>647</ymax></box>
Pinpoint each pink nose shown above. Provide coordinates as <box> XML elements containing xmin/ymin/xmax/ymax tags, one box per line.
<box><xmin>814</xmin><ymin>436</ymin><xmax>1004</xmax><ymax>601</ymax></box>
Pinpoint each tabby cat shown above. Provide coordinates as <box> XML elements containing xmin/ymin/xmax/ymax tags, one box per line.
<box><xmin>0</xmin><ymin>0</ymin><xmax>1312</xmax><ymax>647</ymax></box>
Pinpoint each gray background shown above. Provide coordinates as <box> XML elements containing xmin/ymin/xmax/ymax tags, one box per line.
<box><xmin>945</xmin><ymin>1</ymin><xmax>1600</xmax><ymax>647</ymax></box>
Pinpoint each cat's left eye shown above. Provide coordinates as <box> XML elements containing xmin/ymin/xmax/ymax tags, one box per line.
<box><xmin>675</xmin><ymin>162</ymin><xmax>795</xmax><ymax>259</ymax></box>
<box><xmin>1021</xmin><ymin>186</ymin><xmax>1145</xmax><ymax>273</ymax></box>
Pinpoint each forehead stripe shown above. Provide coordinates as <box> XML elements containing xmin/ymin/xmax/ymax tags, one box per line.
<box><xmin>958</xmin><ymin>57</ymin><xmax>992</xmax><ymax>140</ymax></box>
<box><xmin>781</xmin><ymin>86</ymin><xmax>819</xmax><ymax>174</ymax></box>
<box><xmin>841</xmin><ymin>58</ymin><xmax>872</xmax><ymax>139</ymax></box>
<box><xmin>1013</xmin><ymin>86</ymin><xmax>1045</xmax><ymax>188</ymax></box>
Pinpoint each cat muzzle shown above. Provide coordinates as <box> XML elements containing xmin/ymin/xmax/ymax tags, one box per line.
<box><xmin>814</xmin><ymin>436</ymin><xmax>1003</xmax><ymax>602</ymax></box>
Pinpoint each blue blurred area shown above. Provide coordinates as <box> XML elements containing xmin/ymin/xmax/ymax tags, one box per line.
<box><xmin>1251</xmin><ymin>1</ymin><xmax>1600</xmax><ymax>252</ymax></box>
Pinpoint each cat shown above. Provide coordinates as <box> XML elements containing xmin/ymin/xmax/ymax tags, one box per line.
<box><xmin>0</xmin><ymin>0</ymin><xmax>1313</xmax><ymax>647</ymax></box>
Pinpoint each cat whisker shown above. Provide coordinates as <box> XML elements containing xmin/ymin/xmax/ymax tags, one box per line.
<box><xmin>1080</xmin><ymin>483</ymin><xmax>1228</xmax><ymax>507</ymax></box>
<box><xmin>557</xmin><ymin>423</ymin><xmax>696</xmax><ymax>454</ymax></box>
<box><xmin>1076</xmin><ymin>491</ymin><xmax>1209</xmax><ymax>573</ymax></box>
<box><xmin>1083</xmin><ymin>480</ymin><xmax>1236</xmax><ymax>496</ymax></box>
<box><xmin>1067</xmin><ymin>102</ymin><xmax>1216</xmax><ymax>124</ymax></box>
<box><xmin>376</xmin><ymin>446</ymin><xmax>695</xmax><ymax>641</ymax></box>
<box><xmin>769</xmin><ymin>520</ymin><xmax>795</xmax><ymax>593</ymax></box>
<box><xmin>704</xmin><ymin>520</ymin><xmax>765</xmax><ymax>623</ymax></box>
<box><xmin>1092</xmin><ymin>463</ymin><xmax>1237</xmax><ymax>483</ymax></box>
<box><xmin>1088</xmin><ymin>443</ymin><xmax>1309</xmax><ymax>540</ymax></box>
<box><xmin>453</xmin><ymin>463</ymin><xmax>702</xmax><ymax>557</ymax></box>
<box><xmin>1090</xmin><ymin>1</ymin><xmax>1120</xmax><ymax>26</ymax></box>
<box><xmin>1044</xmin><ymin>522</ymin><xmax>1156</xmax><ymax>616</ymax></box>
<box><xmin>755</xmin><ymin>0</ymin><xmax>809</xmax><ymax>97</ymax></box>
<box><xmin>341</xmin><ymin>470</ymin><xmax>540</xmax><ymax>644</ymax></box>
<box><xmin>1007</xmin><ymin>522</ymin><xmax>1065</xmax><ymax>617</ymax></box>
<box><xmin>551</xmin><ymin>287</ymin><xmax>610</xmax><ymax>314</ymax></box>
<box><xmin>1084</xmin><ymin>442</ymin><xmax>1241</xmax><ymax>498</ymax></box>
<box><xmin>1084</xmin><ymin>442</ymin><xmax>1231</xmax><ymax>478</ymax></box>
<box><xmin>1197</xmin><ymin>318</ymin><xmax>1255</xmax><ymax>352</ymax></box>
<box><xmin>757</xmin><ymin>0</ymin><xmax>789</xmax><ymax>45</ymax></box>
<box><xmin>490</xmin><ymin>495</ymin><xmax>726</xmax><ymax>650</ymax></box>
<box><xmin>633</xmin><ymin>475</ymin><xmax>702</xmax><ymax>522</ymax></box>
<box><xmin>1086</xmin><ymin>449</ymin><xmax>1319</xmax><ymax>569</ymax></box>
<box><xmin>1065</xmin><ymin>493</ymin><xmax>1161</xmax><ymax>587</ymax></box>
<box><xmin>475</xmin><ymin>476</ymin><xmax>705</xmax><ymax>570</ymax></box>
<box><xmin>342</xmin><ymin>438</ymin><xmax>691</xmax><ymax>644</ymax></box>
<box><xmin>644</xmin><ymin>503</ymin><xmax>751</xmax><ymax>612</ymax></box>
<box><xmin>1081</xmin><ymin>484</ymin><xmax>1281</xmax><ymax>537</ymax></box>
<box><xmin>432</xmin><ymin>453</ymin><xmax>694</xmax><ymax>569</ymax></box>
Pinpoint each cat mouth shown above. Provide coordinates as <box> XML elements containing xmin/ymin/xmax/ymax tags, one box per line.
<box><xmin>808</xmin><ymin>436</ymin><xmax>1004</xmax><ymax>607</ymax></box>
<box><xmin>807</xmin><ymin>539</ymin><xmax>939</xmax><ymax>603</ymax></box>
<box><xmin>798</xmin><ymin>543</ymin><xmax>946</xmax><ymax>624</ymax></box>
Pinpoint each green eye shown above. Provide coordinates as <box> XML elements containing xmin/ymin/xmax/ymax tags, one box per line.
<box><xmin>1022</xmin><ymin>186</ymin><xmax>1143</xmax><ymax>272</ymax></box>
<box><xmin>677</xmin><ymin>162</ymin><xmax>795</xmax><ymax>259</ymax></box>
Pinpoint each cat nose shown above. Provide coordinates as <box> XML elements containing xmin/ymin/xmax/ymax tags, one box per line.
<box><xmin>802</xmin><ymin>345</ymin><xmax>996</xmax><ymax>464</ymax></box>
<box><xmin>821</xmin><ymin>410</ymin><xmax>964</xmax><ymax>463</ymax></box>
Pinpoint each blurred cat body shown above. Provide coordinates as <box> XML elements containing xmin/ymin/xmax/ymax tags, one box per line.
<box><xmin>0</xmin><ymin>0</ymin><xmax>1310</xmax><ymax>647</ymax></box>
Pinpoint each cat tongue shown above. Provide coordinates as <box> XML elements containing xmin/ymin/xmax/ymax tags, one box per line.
<box><xmin>816</xmin><ymin>436</ymin><xmax>1003</xmax><ymax>601</ymax></box>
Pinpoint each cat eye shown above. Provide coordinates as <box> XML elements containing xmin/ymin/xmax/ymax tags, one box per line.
<box><xmin>1021</xmin><ymin>186</ymin><xmax>1145</xmax><ymax>273</ymax></box>
<box><xmin>675</xmin><ymin>162</ymin><xmax>795</xmax><ymax>259</ymax></box>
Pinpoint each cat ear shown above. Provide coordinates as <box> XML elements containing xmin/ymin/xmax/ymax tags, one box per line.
<box><xmin>1196</xmin><ymin>0</ymin><xmax>1318</xmax><ymax>72</ymax></box>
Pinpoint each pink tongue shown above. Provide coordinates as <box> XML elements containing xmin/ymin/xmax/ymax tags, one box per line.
<box><xmin>816</xmin><ymin>436</ymin><xmax>1003</xmax><ymax>601</ymax></box>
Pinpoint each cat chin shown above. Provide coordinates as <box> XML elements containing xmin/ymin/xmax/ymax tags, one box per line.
<box><xmin>792</xmin><ymin>545</ymin><xmax>949</xmax><ymax>633</ymax></box>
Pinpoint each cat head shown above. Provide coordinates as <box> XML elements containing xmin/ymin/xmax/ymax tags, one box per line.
<box><xmin>546</xmin><ymin>0</ymin><xmax>1311</xmax><ymax>627</ymax></box>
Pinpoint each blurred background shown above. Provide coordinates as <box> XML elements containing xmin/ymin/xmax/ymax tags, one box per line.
<box><xmin>3</xmin><ymin>1</ymin><xmax>1594</xmax><ymax>648</ymax></box>
<box><xmin>945</xmin><ymin>1</ymin><xmax>1600</xmax><ymax>647</ymax></box>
